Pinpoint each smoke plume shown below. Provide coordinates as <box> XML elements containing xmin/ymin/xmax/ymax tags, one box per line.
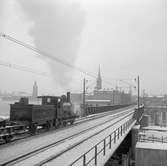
<box><xmin>19</xmin><ymin>0</ymin><xmax>85</xmax><ymax>88</ymax></box>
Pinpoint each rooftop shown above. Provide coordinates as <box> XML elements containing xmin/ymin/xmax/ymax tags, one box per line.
<box><xmin>136</xmin><ymin>142</ymin><xmax>167</xmax><ymax>150</ymax></box>
<box><xmin>137</xmin><ymin>126</ymin><xmax>167</xmax><ymax>149</ymax></box>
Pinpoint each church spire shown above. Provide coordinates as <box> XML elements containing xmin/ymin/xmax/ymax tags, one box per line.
<box><xmin>95</xmin><ymin>65</ymin><xmax>102</xmax><ymax>90</ymax></box>
<box><xmin>98</xmin><ymin>65</ymin><xmax>101</xmax><ymax>78</ymax></box>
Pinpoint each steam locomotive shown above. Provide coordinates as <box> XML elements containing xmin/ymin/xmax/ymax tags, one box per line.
<box><xmin>10</xmin><ymin>92</ymin><xmax>77</xmax><ymax>132</ymax></box>
<box><xmin>0</xmin><ymin>92</ymin><xmax>77</xmax><ymax>142</ymax></box>
<box><xmin>0</xmin><ymin>91</ymin><xmax>132</xmax><ymax>143</ymax></box>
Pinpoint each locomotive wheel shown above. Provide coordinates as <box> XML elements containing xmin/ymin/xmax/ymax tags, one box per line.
<box><xmin>63</xmin><ymin>121</ymin><xmax>67</xmax><ymax>126</ymax></box>
<box><xmin>29</xmin><ymin>124</ymin><xmax>37</xmax><ymax>135</ymax></box>
<box><xmin>54</xmin><ymin>119</ymin><xmax>60</xmax><ymax>128</ymax></box>
<box><xmin>70</xmin><ymin>120</ymin><xmax>74</xmax><ymax>125</ymax></box>
<box><xmin>56</xmin><ymin>119</ymin><xmax>64</xmax><ymax>128</ymax></box>
<box><xmin>4</xmin><ymin>135</ymin><xmax>13</xmax><ymax>143</ymax></box>
<box><xmin>45</xmin><ymin>121</ymin><xmax>51</xmax><ymax>130</ymax></box>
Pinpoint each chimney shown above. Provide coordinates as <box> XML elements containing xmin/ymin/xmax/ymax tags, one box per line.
<box><xmin>67</xmin><ymin>92</ymin><xmax>71</xmax><ymax>102</ymax></box>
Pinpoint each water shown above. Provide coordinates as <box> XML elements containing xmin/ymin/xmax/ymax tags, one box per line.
<box><xmin>0</xmin><ymin>99</ymin><xmax>41</xmax><ymax>119</ymax></box>
<box><xmin>0</xmin><ymin>100</ymin><xmax>12</xmax><ymax>118</ymax></box>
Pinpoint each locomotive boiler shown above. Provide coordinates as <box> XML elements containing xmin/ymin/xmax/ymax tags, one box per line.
<box><xmin>10</xmin><ymin>92</ymin><xmax>77</xmax><ymax>133</ymax></box>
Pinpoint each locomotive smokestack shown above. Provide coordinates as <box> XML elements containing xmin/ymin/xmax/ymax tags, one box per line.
<box><xmin>67</xmin><ymin>92</ymin><xmax>71</xmax><ymax>103</ymax></box>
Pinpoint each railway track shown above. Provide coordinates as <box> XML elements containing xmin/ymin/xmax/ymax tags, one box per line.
<box><xmin>0</xmin><ymin>105</ymin><xmax>134</xmax><ymax>145</ymax></box>
<box><xmin>0</xmin><ymin>106</ymin><xmax>135</xmax><ymax>166</ymax></box>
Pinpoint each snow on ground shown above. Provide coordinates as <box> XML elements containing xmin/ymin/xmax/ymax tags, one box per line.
<box><xmin>139</xmin><ymin>126</ymin><xmax>167</xmax><ymax>142</ymax></box>
<box><xmin>143</xmin><ymin>125</ymin><xmax>167</xmax><ymax>131</ymax></box>
<box><xmin>138</xmin><ymin>125</ymin><xmax>167</xmax><ymax>151</ymax></box>
<box><xmin>0</xmin><ymin>106</ymin><xmax>135</xmax><ymax>165</ymax></box>
<box><xmin>139</xmin><ymin>129</ymin><xmax>167</xmax><ymax>137</ymax></box>
<box><xmin>136</xmin><ymin>142</ymin><xmax>167</xmax><ymax>150</ymax></box>
<box><xmin>11</xmin><ymin>109</ymin><xmax>135</xmax><ymax>166</ymax></box>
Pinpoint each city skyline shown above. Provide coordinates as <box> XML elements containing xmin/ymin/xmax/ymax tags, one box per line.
<box><xmin>0</xmin><ymin>0</ymin><xmax>167</xmax><ymax>95</ymax></box>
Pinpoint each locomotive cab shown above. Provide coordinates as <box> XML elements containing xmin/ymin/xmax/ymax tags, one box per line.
<box><xmin>38</xmin><ymin>93</ymin><xmax>76</xmax><ymax>126</ymax></box>
<box><xmin>38</xmin><ymin>96</ymin><xmax>60</xmax><ymax>105</ymax></box>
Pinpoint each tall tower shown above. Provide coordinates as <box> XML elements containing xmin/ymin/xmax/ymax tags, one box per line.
<box><xmin>95</xmin><ymin>65</ymin><xmax>102</xmax><ymax>90</ymax></box>
<box><xmin>32</xmin><ymin>81</ymin><xmax>38</xmax><ymax>98</ymax></box>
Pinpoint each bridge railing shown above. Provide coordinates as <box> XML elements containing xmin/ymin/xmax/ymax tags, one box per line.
<box><xmin>69</xmin><ymin>118</ymin><xmax>134</xmax><ymax>166</ymax></box>
<box><xmin>85</xmin><ymin>104</ymin><xmax>131</xmax><ymax>116</ymax></box>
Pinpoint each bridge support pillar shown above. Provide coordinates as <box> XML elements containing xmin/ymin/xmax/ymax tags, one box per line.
<box><xmin>131</xmin><ymin>125</ymin><xmax>140</xmax><ymax>162</ymax></box>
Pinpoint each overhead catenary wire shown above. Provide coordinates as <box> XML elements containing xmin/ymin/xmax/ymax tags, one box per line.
<box><xmin>0</xmin><ymin>32</ymin><xmax>117</xmax><ymax>88</ymax></box>
<box><xmin>0</xmin><ymin>60</ymin><xmax>50</xmax><ymax>77</ymax></box>
<box><xmin>0</xmin><ymin>33</ymin><xmax>96</xmax><ymax>78</ymax></box>
<box><xmin>119</xmin><ymin>79</ymin><xmax>136</xmax><ymax>88</ymax></box>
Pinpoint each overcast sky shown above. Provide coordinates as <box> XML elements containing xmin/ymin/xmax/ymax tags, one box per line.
<box><xmin>0</xmin><ymin>0</ymin><xmax>167</xmax><ymax>95</ymax></box>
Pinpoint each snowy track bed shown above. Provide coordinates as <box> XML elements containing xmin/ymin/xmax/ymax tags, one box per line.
<box><xmin>0</xmin><ymin>106</ymin><xmax>135</xmax><ymax>166</ymax></box>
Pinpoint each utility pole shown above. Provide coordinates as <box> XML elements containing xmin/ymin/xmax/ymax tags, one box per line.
<box><xmin>143</xmin><ymin>89</ymin><xmax>145</xmax><ymax>106</ymax></box>
<box><xmin>83</xmin><ymin>78</ymin><xmax>86</xmax><ymax>116</ymax></box>
<box><xmin>129</xmin><ymin>85</ymin><xmax>132</xmax><ymax>104</ymax></box>
<box><xmin>112</xmin><ymin>90</ymin><xmax>115</xmax><ymax>105</ymax></box>
<box><xmin>137</xmin><ymin>76</ymin><xmax>140</xmax><ymax>110</ymax></box>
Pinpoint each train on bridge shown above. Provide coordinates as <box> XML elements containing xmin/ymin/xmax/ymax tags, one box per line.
<box><xmin>0</xmin><ymin>92</ymin><xmax>132</xmax><ymax>143</ymax></box>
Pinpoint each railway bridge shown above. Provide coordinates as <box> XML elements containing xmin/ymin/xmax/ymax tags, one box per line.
<box><xmin>0</xmin><ymin>105</ymin><xmax>144</xmax><ymax>166</ymax></box>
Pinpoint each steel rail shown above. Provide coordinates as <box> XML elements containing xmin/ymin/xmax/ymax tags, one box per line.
<box><xmin>35</xmin><ymin>110</ymin><xmax>135</xmax><ymax>166</ymax></box>
<box><xmin>0</xmin><ymin>105</ymin><xmax>134</xmax><ymax>146</ymax></box>
<box><xmin>1</xmin><ymin>107</ymin><xmax>135</xmax><ymax>166</ymax></box>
